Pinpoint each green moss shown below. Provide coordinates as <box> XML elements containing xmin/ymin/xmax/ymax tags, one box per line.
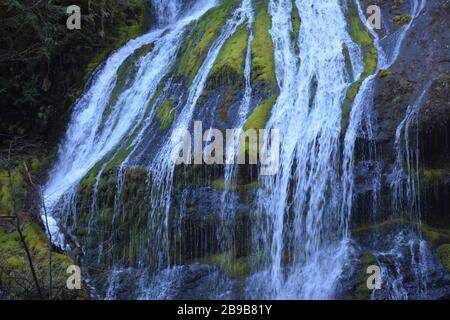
<box><xmin>243</xmin><ymin>95</ymin><xmax>277</xmax><ymax>131</ymax></box>
<box><xmin>30</xmin><ymin>158</ymin><xmax>43</xmax><ymax>176</ymax></box>
<box><xmin>348</xmin><ymin>23</ymin><xmax>377</xmax><ymax>77</ymax></box>
<box><xmin>208</xmin><ymin>26</ymin><xmax>250</xmax><ymax>89</ymax></box>
<box><xmin>437</xmin><ymin>245</ymin><xmax>450</xmax><ymax>273</ymax></box>
<box><xmin>353</xmin><ymin>219</ymin><xmax>405</xmax><ymax>237</ymax></box>
<box><xmin>347</xmin><ymin>3</ymin><xmax>378</xmax><ymax>78</ymax></box>
<box><xmin>219</xmin><ymin>90</ymin><xmax>235</xmax><ymax>121</ymax></box>
<box><xmin>291</xmin><ymin>1</ymin><xmax>301</xmax><ymax>35</ymax></box>
<box><xmin>251</xmin><ymin>1</ymin><xmax>278</xmax><ymax>92</ymax></box>
<box><xmin>377</xmin><ymin>68</ymin><xmax>393</xmax><ymax>78</ymax></box>
<box><xmin>419</xmin><ymin>224</ymin><xmax>450</xmax><ymax>247</ymax></box>
<box><xmin>211</xmin><ymin>178</ymin><xmax>258</xmax><ymax>191</ymax></box>
<box><xmin>156</xmin><ymin>99</ymin><xmax>177</xmax><ymax>130</ymax></box>
<box><xmin>341</xmin><ymin>3</ymin><xmax>378</xmax><ymax>137</ymax></box>
<box><xmin>422</xmin><ymin>167</ymin><xmax>450</xmax><ymax>186</ymax></box>
<box><xmin>353</xmin><ymin>219</ymin><xmax>450</xmax><ymax>249</ymax></box>
<box><xmin>0</xmin><ymin>222</ymin><xmax>87</xmax><ymax>299</ymax></box>
<box><xmin>199</xmin><ymin>252</ymin><xmax>249</xmax><ymax>278</ymax></box>
<box><xmin>393</xmin><ymin>14</ymin><xmax>412</xmax><ymax>26</ymax></box>
<box><xmin>342</xmin><ymin>44</ymin><xmax>353</xmax><ymax>79</ymax></box>
<box><xmin>175</xmin><ymin>0</ymin><xmax>238</xmax><ymax>85</ymax></box>
<box><xmin>340</xmin><ymin>79</ymin><xmax>362</xmax><ymax>135</ymax></box>
<box><xmin>0</xmin><ymin>168</ymin><xmax>25</xmax><ymax>216</ymax></box>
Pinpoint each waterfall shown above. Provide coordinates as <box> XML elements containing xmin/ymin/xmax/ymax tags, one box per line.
<box><xmin>352</xmin><ymin>0</ymin><xmax>439</xmax><ymax>299</ymax></box>
<box><xmin>43</xmin><ymin>0</ymin><xmax>219</xmax><ymax>247</ymax></box>
<box><xmin>220</xmin><ymin>0</ymin><xmax>255</xmax><ymax>256</ymax></box>
<box><xmin>141</xmin><ymin>0</ymin><xmax>255</xmax><ymax>272</ymax></box>
<box><xmin>39</xmin><ymin>0</ymin><xmax>448</xmax><ymax>300</ymax></box>
<box><xmin>390</xmin><ymin>85</ymin><xmax>431</xmax><ymax>218</ymax></box>
<box><xmin>152</xmin><ymin>0</ymin><xmax>182</xmax><ymax>26</ymax></box>
<box><xmin>248</xmin><ymin>0</ymin><xmax>361</xmax><ymax>299</ymax></box>
<box><xmin>376</xmin><ymin>0</ymin><xmax>427</xmax><ymax>69</ymax></box>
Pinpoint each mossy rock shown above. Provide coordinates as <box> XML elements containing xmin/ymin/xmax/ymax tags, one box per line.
<box><xmin>196</xmin><ymin>252</ymin><xmax>250</xmax><ymax>278</ymax></box>
<box><xmin>347</xmin><ymin>9</ymin><xmax>378</xmax><ymax>78</ymax></box>
<box><xmin>437</xmin><ymin>245</ymin><xmax>450</xmax><ymax>273</ymax></box>
<box><xmin>211</xmin><ymin>178</ymin><xmax>258</xmax><ymax>191</ymax></box>
<box><xmin>174</xmin><ymin>0</ymin><xmax>239</xmax><ymax>85</ymax></box>
<box><xmin>218</xmin><ymin>90</ymin><xmax>235</xmax><ymax>121</ymax></box>
<box><xmin>243</xmin><ymin>95</ymin><xmax>277</xmax><ymax>131</ymax></box>
<box><xmin>156</xmin><ymin>98</ymin><xmax>177</xmax><ymax>130</ymax></box>
<box><xmin>377</xmin><ymin>68</ymin><xmax>393</xmax><ymax>79</ymax></box>
<box><xmin>207</xmin><ymin>26</ymin><xmax>250</xmax><ymax>90</ymax></box>
<box><xmin>393</xmin><ymin>14</ymin><xmax>412</xmax><ymax>26</ymax></box>
<box><xmin>341</xmin><ymin>1</ymin><xmax>378</xmax><ymax>137</ymax></box>
<box><xmin>392</xmin><ymin>0</ymin><xmax>405</xmax><ymax>11</ymax></box>
<box><xmin>291</xmin><ymin>1</ymin><xmax>301</xmax><ymax>36</ymax></box>
<box><xmin>251</xmin><ymin>0</ymin><xmax>278</xmax><ymax>93</ymax></box>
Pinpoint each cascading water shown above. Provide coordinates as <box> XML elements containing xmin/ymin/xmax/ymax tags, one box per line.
<box><xmin>152</xmin><ymin>0</ymin><xmax>183</xmax><ymax>26</ymax></box>
<box><xmin>390</xmin><ymin>85</ymin><xmax>431</xmax><ymax>218</ymax></box>
<box><xmin>43</xmin><ymin>0</ymin><xmax>218</xmax><ymax>245</ymax></box>
<box><xmin>376</xmin><ymin>0</ymin><xmax>427</xmax><ymax>69</ymax></box>
<box><xmin>39</xmin><ymin>0</ymin><xmax>449</xmax><ymax>300</ymax></box>
<box><xmin>135</xmin><ymin>0</ymin><xmax>257</xmax><ymax>294</ymax></box>
<box><xmin>219</xmin><ymin>0</ymin><xmax>254</xmax><ymax>257</ymax></box>
<box><xmin>247</xmin><ymin>0</ymin><xmax>363</xmax><ymax>299</ymax></box>
<box><xmin>350</xmin><ymin>0</ymin><xmax>447</xmax><ymax>300</ymax></box>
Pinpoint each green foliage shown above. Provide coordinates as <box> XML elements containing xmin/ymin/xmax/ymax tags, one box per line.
<box><xmin>0</xmin><ymin>0</ymin><xmax>150</xmax><ymax>145</ymax></box>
